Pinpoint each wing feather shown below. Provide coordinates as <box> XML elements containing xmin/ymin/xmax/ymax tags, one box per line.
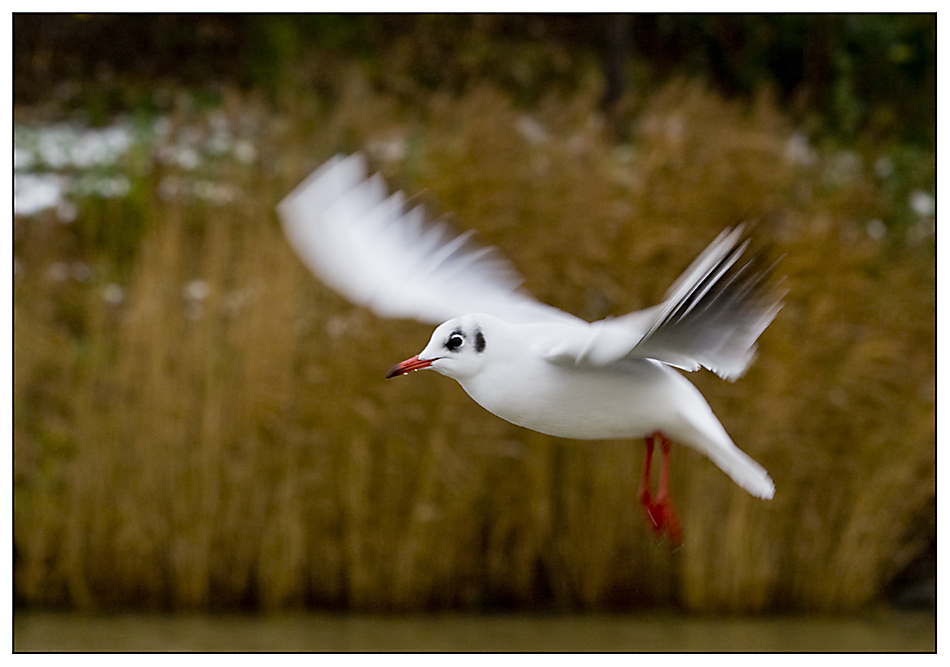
<box><xmin>278</xmin><ymin>154</ymin><xmax>583</xmax><ymax>327</ymax></box>
<box><xmin>542</xmin><ymin>226</ymin><xmax>783</xmax><ymax>380</ymax></box>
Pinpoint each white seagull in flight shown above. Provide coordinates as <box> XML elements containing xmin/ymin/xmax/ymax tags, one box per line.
<box><xmin>278</xmin><ymin>153</ymin><xmax>783</xmax><ymax>544</ymax></box>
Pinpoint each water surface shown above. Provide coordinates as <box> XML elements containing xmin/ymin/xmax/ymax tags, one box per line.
<box><xmin>14</xmin><ymin>607</ymin><xmax>935</xmax><ymax>652</ymax></box>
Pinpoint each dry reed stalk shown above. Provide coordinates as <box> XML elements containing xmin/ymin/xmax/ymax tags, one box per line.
<box><xmin>13</xmin><ymin>78</ymin><xmax>934</xmax><ymax>613</ymax></box>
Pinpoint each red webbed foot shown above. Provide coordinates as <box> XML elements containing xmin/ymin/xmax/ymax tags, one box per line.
<box><xmin>639</xmin><ymin>432</ymin><xmax>684</xmax><ymax>546</ymax></box>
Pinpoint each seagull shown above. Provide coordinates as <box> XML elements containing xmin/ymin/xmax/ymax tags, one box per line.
<box><xmin>278</xmin><ymin>153</ymin><xmax>783</xmax><ymax>545</ymax></box>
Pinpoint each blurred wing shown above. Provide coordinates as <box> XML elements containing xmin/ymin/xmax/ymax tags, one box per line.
<box><xmin>543</xmin><ymin>226</ymin><xmax>784</xmax><ymax>380</ymax></box>
<box><xmin>278</xmin><ymin>154</ymin><xmax>583</xmax><ymax>327</ymax></box>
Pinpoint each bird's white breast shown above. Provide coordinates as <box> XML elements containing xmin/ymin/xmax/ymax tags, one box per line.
<box><xmin>459</xmin><ymin>357</ymin><xmax>686</xmax><ymax>441</ymax></box>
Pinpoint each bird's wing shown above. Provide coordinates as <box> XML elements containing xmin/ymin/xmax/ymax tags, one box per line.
<box><xmin>542</xmin><ymin>226</ymin><xmax>784</xmax><ymax>381</ymax></box>
<box><xmin>278</xmin><ymin>154</ymin><xmax>584</xmax><ymax>327</ymax></box>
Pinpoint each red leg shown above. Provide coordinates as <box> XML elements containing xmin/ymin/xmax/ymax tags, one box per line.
<box><xmin>640</xmin><ymin>432</ymin><xmax>663</xmax><ymax>533</ymax></box>
<box><xmin>639</xmin><ymin>432</ymin><xmax>684</xmax><ymax>546</ymax></box>
<box><xmin>654</xmin><ymin>435</ymin><xmax>683</xmax><ymax>546</ymax></box>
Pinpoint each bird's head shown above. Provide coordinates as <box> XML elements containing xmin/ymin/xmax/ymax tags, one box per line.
<box><xmin>386</xmin><ymin>314</ymin><xmax>495</xmax><ymax>382</ymax></box>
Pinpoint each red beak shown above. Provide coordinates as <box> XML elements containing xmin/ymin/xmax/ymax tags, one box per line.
<box><xmin>386</xmin><ymin>354</ymin><xmax>435</xmax><ymax>378</ymax></box>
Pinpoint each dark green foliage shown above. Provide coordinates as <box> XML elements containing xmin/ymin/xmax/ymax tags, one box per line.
<box><xmin>14</xmin><ymin>14</ymin><xmax>935</xmax><ymax>145</ymax></box>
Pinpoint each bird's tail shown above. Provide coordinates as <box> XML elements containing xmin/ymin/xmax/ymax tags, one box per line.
<box><xmin>668</xmin><ymin>376</ymin><xmax>775</xmax><ymax>499</ymax></box>
<box><xmin>702</xmin><ymin>438</ymin><xmax>775</xmax><ymax>499</ymax></box>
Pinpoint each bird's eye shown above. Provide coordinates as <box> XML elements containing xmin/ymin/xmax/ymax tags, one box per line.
<box><xmin>445</xmin><ymin>332</ymin><xmax>465</xmax><ymax>352</ymax></box>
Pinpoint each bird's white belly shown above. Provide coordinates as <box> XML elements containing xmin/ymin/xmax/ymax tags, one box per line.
<box><xmin>461</xmin><ymin>359</ymin><xmax>684</xmax><ymax>441</ymax></box>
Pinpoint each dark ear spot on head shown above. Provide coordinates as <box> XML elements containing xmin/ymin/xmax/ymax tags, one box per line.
<box><xmin>474</xmin><ymin>329</ymin><xmax>486</xmax><ymax>353</ymax></box>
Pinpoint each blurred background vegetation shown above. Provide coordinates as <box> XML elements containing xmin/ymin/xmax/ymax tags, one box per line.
<box><xmin>13</xmin><ymin>14</ymin><xmax>934</xmax><ymax>614</ymax></box>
